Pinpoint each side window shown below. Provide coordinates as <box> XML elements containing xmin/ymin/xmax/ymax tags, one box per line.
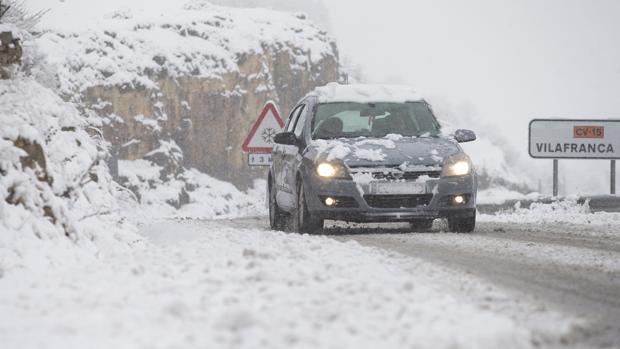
<box><xmin>293</xmin><ymin>105</ymin><xmax>307</xmax><ymax>138</ymax></box>
<box><xmin>286</xmin><ymin>105</ymin><xmax>303</xmax><ymax>132</ymax></box>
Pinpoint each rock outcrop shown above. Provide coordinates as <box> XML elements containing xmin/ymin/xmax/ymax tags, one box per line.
<box><xmin>83</xmin><ymin>49</ymin><xmax>338</xmax><ymax>187</ymax></box>
<box><xmin>0</xmin><ymin>31</ymin><xmax>22</xmax><ymax>78</ymax></box>
<box><xmin>36</xmin><ymin>3</ymin><xmax>339</xmax><ymax>188</ymax></box>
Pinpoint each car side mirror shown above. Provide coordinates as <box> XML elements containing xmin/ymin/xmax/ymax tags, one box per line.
<box><xmin>454</xmin><ymin>129</ymin><xmax>476</xmax><ymax>143</ymax></box>
<box><xmin>273</xmin><ymin>131</ymin><xmax>298</xmax><ymax>145</ymax></box>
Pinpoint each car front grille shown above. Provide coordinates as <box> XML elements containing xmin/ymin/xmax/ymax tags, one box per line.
<box><xmin>363</xmin><ymin>194</ymin><xmax>433</xmax><ymax>209</ymax></box>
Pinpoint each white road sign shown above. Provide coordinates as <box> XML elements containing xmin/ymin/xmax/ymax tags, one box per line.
<box><xmin>242</xmin><ymin>101</ymin><xmax>285</xmax><ymax>153</ymax></box>
<box><xmin>529</xmin><ymin>119</ymin><xmax>620</xmax><ymax>159</ymax></box>
<box><xmin>248</xmin><ymin>153</ymin><xmax>272</xmax><ymax>166</ymax></box>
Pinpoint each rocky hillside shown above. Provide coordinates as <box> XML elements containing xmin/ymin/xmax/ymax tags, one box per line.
<box><xmin>0</xmin><ymin>2</ymin><xmax>271</xmax><ymax>262</ymax></box>
<box><xmin>35</xmin><ymin>1</ymin><xmax>339</xmax><ymax>188</ymax></box>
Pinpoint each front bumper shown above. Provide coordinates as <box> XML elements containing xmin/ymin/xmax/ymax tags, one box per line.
<box><xmin>301</xmin><ymin>171</ymin><xmax>477</xmax><ymax>223</ymax></box>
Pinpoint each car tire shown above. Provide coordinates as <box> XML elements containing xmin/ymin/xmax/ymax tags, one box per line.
<box><xmin>448</xmin><ymin>212</ymin><xmax>476</xmax><ymax>233</ymax></box>
<box><xmin>269</xmin><ymin>180</ymin><xmax>288</xmax><ymax>231</ymax></box>
<box><xmin>294</xmin><ymin>180</ymin><xmax>323</xmax><ymax>234</ymax></box>
<box><xmin>409</xmin><ymin>219</ymin><xmax>434</xmax><ymax>231</ymax></box>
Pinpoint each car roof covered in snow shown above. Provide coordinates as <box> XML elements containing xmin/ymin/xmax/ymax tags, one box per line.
<box><xmin>306</xmin><ymin>83</ymin><xmax>424</xmax><ymax>104</ymax></box>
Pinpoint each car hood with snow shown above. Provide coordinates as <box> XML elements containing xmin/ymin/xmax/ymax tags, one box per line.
<box><xmin>310</xmin><ymin>135</ymin><xmax>461</xmax><ymax>169</ymax></box>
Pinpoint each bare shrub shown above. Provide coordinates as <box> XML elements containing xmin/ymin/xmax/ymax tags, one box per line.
<box><xmin>0</xmin><ymin>0</ymin><xmax>48</xmax><ymax>30</ymax></box>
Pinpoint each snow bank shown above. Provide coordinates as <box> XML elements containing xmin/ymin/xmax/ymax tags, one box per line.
<box><xmin>0</xmin><ymin>219</ymin><xmax>534</xmax><ymax>348</ymax></box>
<box><xmin>479</xmin><ymin>199</ymin><xmax>620</xmax><ymax>227</ymax></box>
<box><xmin>177</xmin><ymin>176</ymin><xmax>266</xmax><ymax>220</ymax></box>
<box><xmin>477</xmin><ymin>187</ymin><xmax>542</xmax><ymax>205</ymax></box>
<box><xmin>0</xmin><ymin>77</ymin><xmax>137</xmax><ymax>272</ymax></box>
<box><xmin>118</xmin><ymin>159</ymin><xmax>266</xmax><ymax>221</ymax></box>
<box><xmin>309</xmin><ymin>83</ymin><xmax>423</xmax><ymax>103</ymax></box>
<box><xmin>32</xmin><ymin>0</ymin><xmax>336</xmax><ymax>95</ymax></box>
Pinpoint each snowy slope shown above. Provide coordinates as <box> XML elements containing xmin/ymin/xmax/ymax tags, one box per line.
<box><xmin>206</xmin><ymin>0</ymin><xmax>332</xmax><ymax>30</ymax></box>
<box><xmin>118</xmin><ymin>158</ymin><xmax>267</xmax><ymax>221</ymax></box>
<box><xmin>0</xmin><ymin>76</ymin><xmax>138</xmax><ymax>270</ymax></box>
<box><xmin>31</xmin><ymin>0</ymin><xmax>336</xmax><ymax>96</ymax></box>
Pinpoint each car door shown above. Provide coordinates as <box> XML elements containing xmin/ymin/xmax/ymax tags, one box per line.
<box><xmin>283</xmin><ymin>101</ymin><xmax>311</xmax><ymax>201</ymax></box>
<box><xmin>274</xmin><ymin>104</ymin><xmax>304</xmax><ymax>209</ymax></box>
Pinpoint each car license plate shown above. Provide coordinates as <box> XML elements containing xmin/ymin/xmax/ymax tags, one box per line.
<box><xmin>370</xmin><ymin>182</ymin><xmax>426</xmax><ymax>195</ymax></box>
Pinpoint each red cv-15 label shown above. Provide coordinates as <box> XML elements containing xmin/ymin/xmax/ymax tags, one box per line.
<box><xmin>573</xmin><ymin>126</ymin><xmax>604</xmax><ymax>139</ymax></box>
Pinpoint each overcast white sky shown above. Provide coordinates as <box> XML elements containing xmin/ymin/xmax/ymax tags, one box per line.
<box><xmin>324</xmin><ymin>0</ymin><xmax>620</xmax><ymax>194</ymax></box>
<box><xmin>325</xmin><ymin>0</ymin><xmax>620</xmax><ymax>143</ymax></box>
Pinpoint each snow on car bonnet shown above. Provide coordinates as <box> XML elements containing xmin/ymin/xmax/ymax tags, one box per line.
<box><xmin>309</xmin><ymin>83</ymin><xmax>423</xmax><ymax>103</ymax></box>
<box><xmin>313</xmin><ymin>138</ymin><xmax>395</xmax><ymax>162</ymax></box>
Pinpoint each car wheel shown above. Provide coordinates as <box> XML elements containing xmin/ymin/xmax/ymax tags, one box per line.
<box><xmin>409</xmin><ymin>219</ymin><xmax>434</xmax><ymax>231</ymax></box>
<box><xmin>269</xmin><ymin>180</ymin><xmax>288</xmax><ymax>231</ymax></box>
<box><xmin>294</xmin><ymin>180</ymin><xmax>323</xmax><ymax>234</ymax></box>
<box><xmin>448</xmin><ymin>213</ymin><xmax>476</xmax><ymax>233</ymax></box>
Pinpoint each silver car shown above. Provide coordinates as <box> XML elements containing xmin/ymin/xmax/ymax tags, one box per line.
<box><xmin>268</xmin><ymin>84</ymin><xmax>477</xmax><ymax>233</ymax></box>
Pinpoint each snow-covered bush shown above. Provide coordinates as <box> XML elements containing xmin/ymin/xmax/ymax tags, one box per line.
<box><xmin>0</xmin><ymin>77</ymin><xmax>138</xmax><ymax>271</ymax></box>
<box><xmin>0</xmin><ymin>0</ymin><xmax>144</xmax><ymax>274</ymax></box>
<box><xmin>0</xmin><ymin>1</ymin><xmax>47</xmax><ymax>29</ymax></box>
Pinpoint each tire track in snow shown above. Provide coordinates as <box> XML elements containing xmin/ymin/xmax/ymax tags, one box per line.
<box><xmin>326</xmin><ymin>221</ymin><xmax>620</xmax><ymax>348</ymax></box>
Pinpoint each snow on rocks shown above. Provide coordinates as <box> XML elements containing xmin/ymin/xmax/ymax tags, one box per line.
<box><xmin>31</xmin><ymin>0</ymin><xmax>337</xmax><ymax>96</ymax></box>
<box><xmin>118</xmin><ymin>158</ymin><xmax>266</xmax><ymax>221</ymax></box>
<box><xmin>0</xmin><ymin>219</ymin><xmax>534</xmax><ymax>349</ymax></box>
<box><xmin>0</xmin><ymin>77</ymin><xmax>138</xmax><ymax>271</ymax></box>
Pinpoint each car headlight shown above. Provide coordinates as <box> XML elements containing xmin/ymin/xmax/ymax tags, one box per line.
<box><xmin>441</xmin><ymin>153</ymin><xmax>473</xmax><ymax>177</ymax></box>
<box><xmin>316</xmin><ymin>162</ymin><xmax>349</xmax><ymax>179</ymax></box>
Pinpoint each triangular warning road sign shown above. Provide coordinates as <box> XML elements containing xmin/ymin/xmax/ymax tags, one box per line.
<box><xmin>242</xmin><ymin>101</ymin><xmax>285</xmax><ymax>153</ymax></box>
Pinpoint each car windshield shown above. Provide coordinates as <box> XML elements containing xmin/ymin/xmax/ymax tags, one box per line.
<box><xmin>311</xmin><ymin>102</ymin><xmax>441</xmax><ymax>139</ymax></box>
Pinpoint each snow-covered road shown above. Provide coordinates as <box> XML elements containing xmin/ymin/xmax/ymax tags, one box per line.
<box><xmin>328</xmin><ymin>220</ymin><xmax>620</xmax><ymax>348</ymax></box>
<box><xmin>2</xmin><ymin>217</ymin><xmax>619</xmax><ymax>348</ymax></box>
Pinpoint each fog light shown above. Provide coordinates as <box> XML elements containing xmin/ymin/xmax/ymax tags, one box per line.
<box><xmin>325</xmin><ymin>197</ymin><xmax>336</xmax><ymax>206</ymax></box>
<box><xmin>453</xmin><ymin>195</ymin><xmax>465</xmax><ymax>205</ymax></box>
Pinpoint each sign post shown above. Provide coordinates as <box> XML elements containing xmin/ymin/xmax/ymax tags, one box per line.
<box><xmin>612</xmin><ymin>160</ymin><xmax>616</xmax><ymax>195</ymax></box>
<box><xmin>553</xmin><ymin>159</ymin><xmax>559</xmax><ymax>197</ymax></box>
<box><xmin>529</xmin><ymin>119</ymin><xmax>620</xmax><ymax>196</ymax></box>
<box><xmin>242</xmin><ymin>101</ymin><xmax>284</xmax><ymax>166</ymax></box>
